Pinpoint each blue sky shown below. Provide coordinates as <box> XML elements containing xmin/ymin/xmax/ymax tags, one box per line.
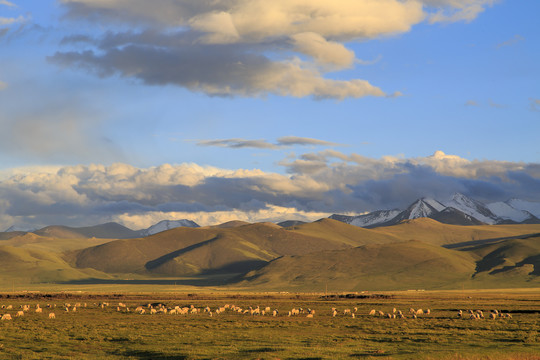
<box><xmin>0</xmin><ymin>0</ymin><xmax>539</xmax><ymax>229</ymax></box>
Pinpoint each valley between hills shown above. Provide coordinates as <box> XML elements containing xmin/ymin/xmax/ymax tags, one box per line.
<box><xmin>2</xmin><ymin>217</ymin><xmax>540</xmax><ymax>292</ymax></box>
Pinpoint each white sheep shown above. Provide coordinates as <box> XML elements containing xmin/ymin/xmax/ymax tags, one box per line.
<box><xmin>49</xmin><ymin>312</ymin><xmax>56</xmax><ymax>319</ymax></box>
<box><xmin>1</xmin><ymin>314</ymin><xmax>12</xmax><ymax>320</ymax></box>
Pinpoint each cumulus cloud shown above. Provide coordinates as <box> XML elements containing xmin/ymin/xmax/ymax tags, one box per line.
<box><xmin>0</xmin><ymin>152</ymin><xmax>538</xmax><ymax>230</ymax></box>
<box><xmin>50</xmin><ymin>0</ymin><xmax>493</xmax><ymax>98</ymax></box>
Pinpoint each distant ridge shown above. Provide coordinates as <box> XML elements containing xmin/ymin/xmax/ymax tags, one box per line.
<box><xmin>33</xmin><ymin>222</ymin><xmax>140</xmax><ymax>239</ymax></box>
<box><xmin>330</xmin><ymin>194</ymin><xmax>540</xmax><ymax>228</ymax></box>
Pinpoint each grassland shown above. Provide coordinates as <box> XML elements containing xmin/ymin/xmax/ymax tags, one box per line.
<box><xmin>1</xmin><ymin>290</ymin><xmax>540</xmax><ymax>359</ymax></box>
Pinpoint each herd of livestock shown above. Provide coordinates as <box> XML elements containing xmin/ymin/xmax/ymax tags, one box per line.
<box><xmin>0</xmin><ymin>301</ymin><xmax>515</xmax><ymax>322</ymax></box>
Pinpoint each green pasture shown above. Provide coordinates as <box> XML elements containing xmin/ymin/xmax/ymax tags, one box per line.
<box><xmin>0</xmin><ymin>290</ymin><xmax>539</xmax><ymax>359</ymax></box>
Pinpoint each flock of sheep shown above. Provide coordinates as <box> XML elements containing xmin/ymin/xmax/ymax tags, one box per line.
<box><xmin>0</xmin><ymin>301</ymin><xmax>515</xmax><ymax>322</ymax></box>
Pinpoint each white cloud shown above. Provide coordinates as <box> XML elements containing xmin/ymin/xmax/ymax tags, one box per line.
<box><xmin>0</xmin><ymin>1</ymin><xmax>16</xmax><ymax>7</ymax></box>
<box><xmin>53</xmin><ymin>0</ymin><xmax>493</xmax><ymax>98</ymax></box>
<box><xmin>0</xmin><ymin>80</ymin><xmax>7</xmax><ymax>91</ymax></box>
<box><xmin>0</xmin><ymin>151</ymin><xmax>538</xmax><ymax>230</ymax></box>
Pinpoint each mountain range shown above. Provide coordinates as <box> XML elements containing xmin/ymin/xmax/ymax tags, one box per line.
<box><xmin>330</xmin><ymin>193</ymin><xmax>540</xmax><ymax>228</ymax></box>
<box><xmin>2</xmin><ymin>219</ymin><xmax>200</xmax><ymax>239</ymax></box>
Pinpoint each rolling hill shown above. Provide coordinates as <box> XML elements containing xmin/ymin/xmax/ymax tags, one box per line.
<box><xmin>68</xmin><ymin>222</ymin><xmax>358</xmax><ymax>276</ymax></box>
<box><xmin>239</xmin><ymin>240</ymin><xmax>478</xmax><ymax>291</ymax></box>
<box><xmin>2</xmin><ymin>216</ymin><xmax>540</xmax><ymax>290</ymax></box>
<box><xmin>0</xmin><ymin>245</ymin><xmax>111</xmax><ymax>284</ymax></box>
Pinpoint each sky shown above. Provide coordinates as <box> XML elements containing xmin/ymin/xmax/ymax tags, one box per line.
<box><xmin>0</xmin><ymin>0</ymin><xmax>539</xmax><ymax>230</ymax></box>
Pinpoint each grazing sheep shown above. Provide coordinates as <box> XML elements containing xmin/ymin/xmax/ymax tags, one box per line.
<box><xmin>489</xmin><ymin>313</ymin><xmax>497</xmax><ymax>319</ymax></box>
<box><xmin>49</xmin><ymin>312</ymin><xmax>56</xmax><ymax>319</ymax></box>
<box><xmin>332</xmin><ymin>310</ymin><xmax>337</xmax><ymax>317</ymax></box>
<box><xmin>16</xmin><ymin>311</ymin><xmax>24</xmax><ymax>317</ymax></box>
<box><xmin>369</xmin><ymin>309</ymin><xmax>376</xmax><ymax>316</ymax></box>
<box><xmin>1</xmin><ymin>314</ymin><xmax>12</xmax><ymax>321</ymax></box>
<box><xmin>426</xmin><ymin>309</ymin><xmax>431</xmax><ymax>315</ymax></box>
<box><xmin>344</xmin><ymin>309</ymin><xmax>351</xmax><ymax>315</ymax></box>
<box><xmin>378</xmin><ymin>311</ymin><xmax>385</xmax><ymax>317</ymax></box>
<box><xmin>416</xmin><ymin>309</ymin><xmax>424</xmax><ymax>315</ymax></box>
<box><xmin>6</xmin><ymin>305</ymin><xmax>12</xmax><ymax>310</ymax></box>
<box><xmin>306</xmin><ymin>314</ymin><xmax>314</xmax><ymax>318</ymax></box>
<box><xmin>265</xmin><ymin>307</ymin><xmax>271</xmax><ymax>313</ymax></box>
<box><xmin>35</xmin><ymin>307</ymin><xmax>43</xmax><ymax>313</ymax></box>
<box><xmin>457</xmin><ymin>310</ymin><xmax>463</xmax><ymax>318</ymax></box>
<box><xmin>273</xmin><ymin>310</ymin><xmax>278</xmax><ymax>317</ymax></box>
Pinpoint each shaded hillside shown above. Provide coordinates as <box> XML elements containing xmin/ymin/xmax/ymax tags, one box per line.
<box><xmin>456</xmin><ymin>235</ymin><xmax>540</xmax><ymax>280</ymax></box>
<box><xmin>70</xmin><ymin>222</ymin><xmax>355</xmax><ymax>276</ymax></box>
<box><xmin>0</xmin><ymin>245</ymin><xmax>110</xmax><ymax>283</ymax></box>
<box><xmin>239</xmin><ymin>240</ymin><xmax>477</xmax><ymax>291</ymax></box>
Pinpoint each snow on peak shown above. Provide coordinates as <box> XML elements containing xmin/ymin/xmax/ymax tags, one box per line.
<box><xmin>3</xmin><ymin>225</ymin><xmax>36</xmax><ymax>232</ymax></box>
<box><xmin>486</xmin><ymin>201</ymin><xmax>533</xmax><ymax>223</ymax></box>
<box><xmin>507</xmin><ymin>199</ymin><xmax>540</xmax><ymax>218</ymax></box>
<box><xmin>349</xmin><ymin>209</ymin><xmax>401</xmax><ymax>227</ymax></box>
<box><xmin>142</xmin><ymin>219</ymin><xmax>199</xmax><ymax>236</ymax></box>
<box><xmin>446</xmin><ymin>193</ymin><xmax>498</xmax><ymax>224</ymax></box>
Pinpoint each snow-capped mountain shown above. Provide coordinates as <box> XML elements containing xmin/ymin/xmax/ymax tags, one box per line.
<box><xmin>330</xmin><ymin>209</ymin><xmax>401</xmax><ymax>228</ymax></box>
<box><xmin>505</xmin><ymin>199</ymin><xmax>540</xmax><ymax>218</ymax></box>
<box><xmin>140</xmin><ymin>219</ymin><xmax>199</xmax><ymax>236</ymax></box>
<box><xmin>330</xmin><ymin>193</ymin><xmax>540</xmax><ymax>228</ymax></box>
<box><xmin>444</xmin><ymin>193</ymin><xmax>500</xmax><ymax>225</ymax></box>
<box><xmin>3</xmin><ymin>225</ymin><xmax>37</xmax><ymax>232</ymax></box>
<box><xmin>401</xmin><ymin>198</ymin><xmax>446</xmax><ymax>220</ymax></box>
<box><xmin>486</xmin><ymin>201</ymin><xmax>536</xmax><ymax>223</ymax></box>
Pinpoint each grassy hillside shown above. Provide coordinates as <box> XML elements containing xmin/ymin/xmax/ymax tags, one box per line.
<box><xmin>455</xmin><ymin>235</ymin><xmax>540</xmax><ymax>283</ymax></box>
<box><xmin>287</xmin><ymin>218</ymin><xmax>401</xmax><ymax>246</ymax></box>
<box><xmin>0</xmin><ymin>232</ymin><xmax>113</xmax><ymax>253</ymax></box>
<box><xmin>239</xmin><ymin>240</ymin><xmax>478</xmax><ymax>291</ymax></box>
<box><xmin>368</xmin><ymin>218</ymin><xmax>540</xmax><ymax>246</ymax></box>
<box><xmin>3</xmin><ymin>218</ymin><xmax>540</xmax><ymax>289</ymax></box>
<box><xmin>0</xmin><ymin>245</ymin><xmax>110</xmax><ymax>283</ymax></box>
<box><xmin>71</xmin><ymin>222</ymin><xmax>359</xmax><ymax>276</ymax></box>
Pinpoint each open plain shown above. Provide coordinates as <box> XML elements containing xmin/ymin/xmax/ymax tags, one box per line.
<box><xmin>1</xmin><ymin>290</ymin><xmax>540</xmax><ymax>359</ymax></box>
